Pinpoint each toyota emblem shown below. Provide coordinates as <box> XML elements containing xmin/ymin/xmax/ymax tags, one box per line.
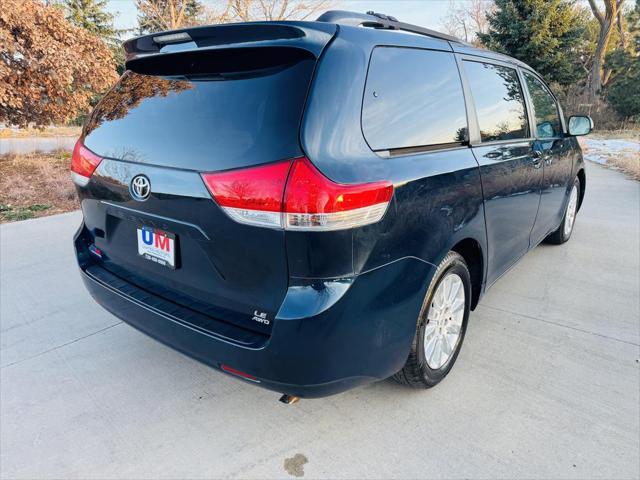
<box><xmin>130</xmin><ymin>175</ymin><xmax>151</xmax><ymax>201</ymax></box>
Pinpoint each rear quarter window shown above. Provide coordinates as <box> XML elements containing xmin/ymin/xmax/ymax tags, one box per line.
<box><xmin>361</xmin><ymin>47</ymin><xmax>468</xmax><ymax>152</ymax></box>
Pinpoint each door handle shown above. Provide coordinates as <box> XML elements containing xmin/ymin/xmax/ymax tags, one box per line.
<box><xmin>532</xmin><ymin>150</ymin><xmax>543</xmax><ymax>168</ymax></box>
<box><xmin>485</xmin><ymin>151</ymin><xmax>503</xmax><ymax>159</ymax></box>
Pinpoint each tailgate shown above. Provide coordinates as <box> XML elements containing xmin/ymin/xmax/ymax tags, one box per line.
<box><xmin>78</xmin><ymin>29</ymin><xmax>333</xmax><ymax>335</ymax></box>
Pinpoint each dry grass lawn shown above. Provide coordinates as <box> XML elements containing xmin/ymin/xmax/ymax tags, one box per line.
<box><xmin>589</xmin><ymin>129</ymin><xmax>640</xmax><ymax>142</ymax></box>
<box><xmin>0</xmin><ymin>150</ymin><xmax>78</xmax><ymax>222</ymax></box>
<box><xmin>605</xmin><ymin>156</ymin><xmax>640</xmax><ymax>181</ymax></box>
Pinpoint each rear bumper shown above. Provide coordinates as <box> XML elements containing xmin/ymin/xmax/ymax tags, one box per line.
<box><xmin>76</xmin><ymin>229</ymin><xmax>434</xmax><ymax>398</ymax></box>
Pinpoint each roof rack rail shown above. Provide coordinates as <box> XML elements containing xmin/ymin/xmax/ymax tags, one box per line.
<box><xmin>316</xmin><ymin>10</ymin><xmax>464</xmax><ymax>44</ymax></box>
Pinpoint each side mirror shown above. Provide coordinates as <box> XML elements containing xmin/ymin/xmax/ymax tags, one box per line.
<box><xmin>568</xmin><ymin>116</ymin><xmax>593</xmax><ymax>136</ymax></box>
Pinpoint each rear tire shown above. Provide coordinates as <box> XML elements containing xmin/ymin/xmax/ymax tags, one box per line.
<box><xmin>545</xmin><ymin>176</ymin><xmax>580</xmax><ymax>245</ymax></box>
<box><xmin>393</xmin><ymin>251</ymin><xmax>471</xmax><ymax>389</ymax></box>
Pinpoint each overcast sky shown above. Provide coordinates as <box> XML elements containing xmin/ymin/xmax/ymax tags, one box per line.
<box><xmin>106</xmin><ymin>0</ymin><xmax>454</xmax><ymax>33</ymax></box>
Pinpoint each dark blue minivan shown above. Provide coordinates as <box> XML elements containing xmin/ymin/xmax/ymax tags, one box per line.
<box><xmin>72</xmin><ymin>11</ymin><xmax>593</xmax><ymax>399</ymax></box>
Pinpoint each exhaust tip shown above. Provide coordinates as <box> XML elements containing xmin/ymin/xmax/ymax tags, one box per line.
<box><xmin>279</xmin><ymin>394</ymin><xmax>300</xmax><ymax>405</ymax></box>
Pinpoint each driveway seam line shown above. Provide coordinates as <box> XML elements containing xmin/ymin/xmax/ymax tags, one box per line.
<box><xmin>479</xmin><ymin>304</ymin><xmax>640</xmax><ymax>347</ymax></box>
<box><xmin>1</xmin><ymin>321</ymin><xmax>123</xmax><ymax>369</ymax></box>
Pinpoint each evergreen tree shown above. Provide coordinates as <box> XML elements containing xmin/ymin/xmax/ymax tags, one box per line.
<box><xmin>478</xmin><ymin>0</ymin><xmax>588</xmax><ymax>86</ymax></box>
<box><xmin>63</xmin><ymin>0</ymin><xmax>117</xmax><ymax>38</ymax></box>
<box><xmin>605</xmin><ymin>0</ymin><xmax>640</xmax><ymax>119</ymax></box>
<box><xmin>62</xmin><ymin>0</ymin><xmax>126</xmax><ymax>74</ymax></box>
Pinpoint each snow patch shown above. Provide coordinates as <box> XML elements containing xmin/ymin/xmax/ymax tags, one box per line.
<box><xmin>583</xmin><ymin>138</ymin><xmax>639</xmax><ymax>165</ymax></box>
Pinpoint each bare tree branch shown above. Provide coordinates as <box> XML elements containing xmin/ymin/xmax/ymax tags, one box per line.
<box><xmin>587</xmin><ymin>0</ymin><xmax>604</xmax><ymax>25</ymax></box>
<box><xmin>440</xmin><ymin>0</ymin><xmax>493</xmax><ymax>45</ymax></box>
<box><xmin>616</xmin><ymin>6</ymin><xmax>626</xmax><ymax>47</ymax></box>
<box><xmin>226</xmin><ymin>0</ymin><xmax>333</xmax><ymax>22</ymax></box>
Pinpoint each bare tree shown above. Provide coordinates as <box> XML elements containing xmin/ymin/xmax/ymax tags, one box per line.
<box><xmin>201</xmin><ymin>1</ymin><xmax>234</xmax><ymax>24</ymax></box>
<box><xmin>587</xmin><ymin>0</ymin><xmax>625</xmax><ymax>97</ymax></box>
<box><xmin>441</xmin><ymin>0</ymin><xmax>493</xmax><ymax>45</ymax></box>
<box><xmin>227</xmin><ymin>0</ymin><xmax>333</xmax><ymax>22</ymax></box>
<box><xmin>136</xmin><ymin>0</ymin><xmax>237</xmax><ymax>32</ymax></box>
<box><xmin>136</xmin><ymin>0</ymin><xmax>200</xmax><ymax>32</ymax></box>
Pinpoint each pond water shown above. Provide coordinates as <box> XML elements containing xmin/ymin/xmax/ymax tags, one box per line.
<box><xmin>0</xmin><ymin>136</ymin><xmax>77</xmax><ymax>155</ymax></box>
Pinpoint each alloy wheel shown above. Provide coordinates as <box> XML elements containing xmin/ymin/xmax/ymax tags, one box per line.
<box><xmin>424</xmin><ymin>273</ymin><xmax>465</xmax><ymax>370</ymax></box>
<box><xmin>564</xmin><ymin>184</ymin><xmax>579</xmax><ymax>238</ymax></box>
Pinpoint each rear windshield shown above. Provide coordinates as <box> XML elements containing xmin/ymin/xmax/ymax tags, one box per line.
<box><xmin>84</xmin><ymin>47</ymin><xmax>315</xmax><ymax>171</ymax></box>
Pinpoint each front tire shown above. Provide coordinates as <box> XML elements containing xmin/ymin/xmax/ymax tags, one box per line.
<box><xmin>546</xmin><ymin>176</ymin><xmax>580</xmax><ymax>245</ymax></box>
<box><xmin>393</xmin><ymin>251</ymin><xmax>471</xmax><ymax>389</ymax></box>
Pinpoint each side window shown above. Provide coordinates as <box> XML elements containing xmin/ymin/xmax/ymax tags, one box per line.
<box><xmin>362</xmin><ymin>47</ymin><xmax>468</xmax><ymax>151</ymax></box>
<box><xmin>523</xmin><ymin>72</ymin><xmax>562</xmax><ymax>138</ymax></box>
<box><xmin>463</xmin><ymin>61</ymin><xmax>529</xmax><ymax>142</ymax></box>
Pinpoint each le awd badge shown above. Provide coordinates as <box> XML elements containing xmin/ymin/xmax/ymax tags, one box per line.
<box><xmin>252</xmin><ymin>310</ymin><xmax>270</xmax><ymax>325</ymax></box>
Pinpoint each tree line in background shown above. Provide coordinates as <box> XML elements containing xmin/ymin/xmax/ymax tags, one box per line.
<box><xmin>0</xmin><ymin>0</ymin><xmax>638</xmax><ymax>128</ymax></box>
<box><xmin>442</xmin><ymin>0</ymin><xmax>639</xmax><ymax>128</ymax></box>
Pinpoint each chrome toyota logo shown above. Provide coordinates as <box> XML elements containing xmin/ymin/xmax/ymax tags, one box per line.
<box><xmin>130</xmin><ymin>175</ymin><xmax>151</xmax><ymax>201</ymax></box>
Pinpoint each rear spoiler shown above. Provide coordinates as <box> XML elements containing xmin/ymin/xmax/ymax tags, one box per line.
<box><xmin>123</xmin><ymin>21</ymin><xmax>336</xmax><ymax>66</ymax></box>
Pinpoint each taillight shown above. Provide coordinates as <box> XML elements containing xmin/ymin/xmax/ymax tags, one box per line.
<box><xmin>201</xmin><ymin>160</ymin><xmax>291</xmax><ymax>228</ymax></box>
<box><xmin>70</xmin><ymin>139</ymin><xmax>102</xmax><ymax>187</ymax></box>
<box><xmin>201</xmin><ymin>157</ymin><xmax>393</xmax><ymax>231</ymax></box>
<box><xmin>283</xmin><ymin>157</ymin><xmax>393</xmax><ymax>231</ymax></box>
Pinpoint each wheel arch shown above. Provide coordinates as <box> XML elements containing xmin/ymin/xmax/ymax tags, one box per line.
<box><xmin>450</xmin><ymin>238</ymin><xmax>484</xmax><ymax>310</ymax></box>
<box><xmin>577</xmin><ymin>168</ymin><xmax>586</xmax><ymax>211</ymax></box>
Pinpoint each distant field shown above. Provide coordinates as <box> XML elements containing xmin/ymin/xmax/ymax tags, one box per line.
<box><xmin>0</xmin><ymin>126</ymin><xmax>81</xmax><ymax>138</ymax></box>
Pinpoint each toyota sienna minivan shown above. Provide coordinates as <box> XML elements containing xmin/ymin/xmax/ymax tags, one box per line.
<box><xmin>73</xmin><ymin>10</ymin><xmax>593</xmax><ymax>399</ymax></box>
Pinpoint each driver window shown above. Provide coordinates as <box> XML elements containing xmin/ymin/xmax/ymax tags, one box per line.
<box><xmin>523</xmin><ymin>72</ymin><xmax>562</xmax><ymax>138</ymax></box>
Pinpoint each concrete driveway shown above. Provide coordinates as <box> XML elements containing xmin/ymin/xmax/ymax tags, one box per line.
<box><xmin>1</xmin><ymin>162</ymin><xmax>639</xmax><ymax>479</ymax></box>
